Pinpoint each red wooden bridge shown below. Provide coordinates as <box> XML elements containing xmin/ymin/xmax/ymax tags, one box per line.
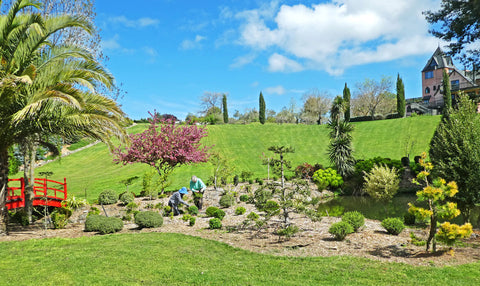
<box><xmin>6</xmin><ymin>177</ymin><xmax>67</xmax><ymax>210</ymax></box>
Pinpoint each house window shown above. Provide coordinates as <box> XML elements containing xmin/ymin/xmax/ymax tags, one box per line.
<box><xmin>433</xmin><ymin>86</ymin><xmax>436</xmax><ymax>90</ymax></box>
<box><xmin>451</xmin><ymin>80</ymin><xmax>460</xmax><ymax>90</ymax></box>
<box><xmin>425</xmin><ymin>71</ymin><xmax>434</xmax><ymax>79</ymax></box>
<box><xmin>425</xmin><ymin>87</ymin><xmax>430</xmax><ymax>94</ymax></box>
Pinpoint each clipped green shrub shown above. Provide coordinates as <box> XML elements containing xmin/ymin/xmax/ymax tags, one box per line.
<box><xmin>235</xmin><ymin>206</ymin><xmax>246</xmax><ymax>215</ymax></box>
<box><xmin>85</xmin><ymin>215</ymin><xmax>123</xmax><ymax>234</ymax></box>
<box><xmin>219</xmin><ymin>194</ymin><xmax>235</xmax><ymax>208</ymax></box>
<box><xmin>206</xmin><ymin>206</ymin><xmax>220</xmax><ymax>217</ymax></box>
<box><xmin>187</xmin><ymin>205</ymin><xmax>199</xmax><ymax>216</ymax></box>
<box><xmin>312</xmin><ymin>168</ymin><xmax>343</xmax><ymax>191</ymax></box>
<box><xmin>189</xmin><ymin>217</ymin><xmax>196</xmax><ymax>226</ymax></box>
<box><xmin>247</xmin><ymin>212</ymin><xmax>259</xmax><ymax>221</ymax></box>
<box><xmin>329</xmin><ymin>221</ymin><xmax>354</xmax><ymax>241</ymax></box>
<box><xmin>341</xmin><ymin>211</ymin><xmax>365</xmax><ymax>232</ymax></box>
<box><xmin>51</xmin><ymin>207</ymin><xmax>73</xmax><ymax>229</ymax></box>
<box><xmin>87</xmin><ymin>207</ymin><xmax>100</xmax><ymax>216</ymax></box>
<box><xmin>254</xmin><ymin>188</ymin><xmax>273</xmax><ymax>209</ymax></box>
<box><xmin>163</xmin><ymin>205</ymin><xmax>172</xmax><ymax>216</ymax></box>
<box><xmin>233</xmin><ymin>175</ymin><xmax>239</xmax><ymax>186</ymax></box>
<box><xmin>381</xmin><ymin>217</ymin><xmax>405</xmax><ymax>235</ymax></box>
<box><xmin>10</xmin><ymin>210</ymin><xmax>29</xmax><ymax>226</ymax></box>
<box><xmin>277</xmin><ymin>225</ymin><xmax>299</xmax><ymax>238</ymax></box>
<box><xmin>98</xmin><ymin>189</ymin><xmax>118</xmax><ymax>205</ymax></box>
<box><xmin>119</xmin><ymin>191</ymin><xmax>135</xmax><ymax>205</ymax></box>
<box><xmin>213</xmin><ymin>209</ymin><xmax>226</xmax><ymax>220</ymax></box>
<box><xmin>209</xmin><ymin>218</ymin><xmax>222</xmax><ymax>229</ymax></box>
<box><xmin>355</xmin><ymin>157</ymin><xmax>403</xmax><ymax>177</ymax></box>
<box><xmin>239</xmin><ymin>194</ymin><xmax>249</xmax><ymax>202</ymax></box>
<box><xmin>135</xmin><ymin>211</ymin><xmax>163</xmax><ymax>229</ymax></box>
<box><xmin>263</xmin><ymin>200</ymin><xmax>280</xmax><ymax>213</ymax></box>
<box><xmin>182</xmin><ymin>214</ymin><xmax>192</xmax><ymax>222</ymax></box>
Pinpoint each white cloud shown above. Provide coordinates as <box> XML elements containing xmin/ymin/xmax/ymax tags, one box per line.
<box><xmin>230</xmin><ymin>53</ymin><xmax>257</xmax><ymax>68</ymax></box>
<box><xmin>265</xmin><ymin>85</ymin><xmax>286</xmax><ymax>95</ymax></box>
<box><xmin>101</xmin><ymin>34</ymin><xmax>135</xmax><ymax>54</ymax></box>
<box><xmin>180</xmin><ymin>35</ymin><xmax>207</xmax><ymax>50</ymax></box>
<box><xmin>268</xmin><ymin>53</ymin><xmax>303</xmax><ymax>72</ymax></box>
<box><xmin>109</xmin><ymin>16</ymin><xmax>159</xmax><ymax>28</ymax></box>
<box><xmin>235</xmin><ymin>0</ymin><xmax>441</xmax><ymax>74</ymax></box>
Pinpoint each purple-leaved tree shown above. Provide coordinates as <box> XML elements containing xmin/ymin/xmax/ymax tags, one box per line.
<box><xmin>114</xmin><ymin>113</ymin><xmax>211</xmax><ymax>181</ymax></box>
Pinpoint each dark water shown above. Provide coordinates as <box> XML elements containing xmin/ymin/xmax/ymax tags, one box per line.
<box><xmin>317</xmin><ymin>195</ymin><xmax>480</xmax><ymax>228</ymax></box>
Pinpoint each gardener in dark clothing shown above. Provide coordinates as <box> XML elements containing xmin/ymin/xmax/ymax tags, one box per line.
<box><xmin>168</xmin><ymin>187</ymin><xmax>190</xmax><ymax>216</ymax></box>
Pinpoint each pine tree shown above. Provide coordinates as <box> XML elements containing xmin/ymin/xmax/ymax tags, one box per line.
<box><xmin>222</xmin><ymin>94</ymin><xmax>228</xmax><ymax>123</ymax></box>
<box><xmin>259</xmin><ymin>92</ymin><xmax>266</xmax><ymax>124</ymax></box>
<box><xmin>342</xmin><ymin>83</ymin><xmax>351</xmax><ymax>122</ymax></box>
<box><xmin>442</xmin><ymin>69</ymin><xmax>452</xmax><ymax>111</ymax></box>
<box><xmin>396</xmin><ymin>74</ymin><xmax>406</xmax><ymax>117</ymax></box>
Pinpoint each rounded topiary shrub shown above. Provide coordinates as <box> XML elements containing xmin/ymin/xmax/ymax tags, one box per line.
<box><xmin>341</xmin><ymin>211</ymin><xmax>365</xmax><ymax>232</ymax></box>
<box><xmin>219</xmin><ymin>194</ymin><xmax>235</xmax><ymax>208</ymax></box>
<box><xmin>119</xmin><ymin>191</ymin><xmax>135</xmax><ymax>205</ymax></box>
<box><xmin>247</xmin><ymin>211</ymin><xmax>259</xmax><ymax>221</ymax></box>
<box><xmin>403</xmin><ymin>212</ymin><xmax>416</xmax><ymax>225</ymax></box>
<box><xmin>328</xmin><ymin>221</ymin><xmax>354</xmax><ymax>241</ymax></box>
<box><xmin>209</xmin><ymin>218</ymin><xmax>222</xmax><ymax>229</ymax></box>
<box><xmin>235</xmin><ymin>206</ymin><xmax>246</xmax><ymax>215</ymax></box>
<box><xmin>98</xmin><ymin>189</ymin><xmax>118</xmax><ymax>205</ymax></box>
<box><xmin>263</xmin><ymin>200</ymin><xmax>280</xmax><ymax>213</ymax></box>
<box><xmin>85</xmin><ymin>215</ymin><xmax>123</xmax><ymax>234</ymax></box>
<box><xmin>135</xmin><ymin>211</ymin><xmax>163</xmax><ymax>229</ymax></box>
<box><xmin>239</xmin><ymin>194</ymin><xmax>249</xmax><ymax>202</ymax></box>
<box><xmin>206</xmin><ymin>206</ymin><xmax>219</xmax><ymax>217</ymax></box>
<box><xmin>189</xmin><ymin>217</ymin><xmax>196</xmax><ymax>226</ymax></box>
<box><xmin>187</xmin><ymin>205</ymin><xmax>199</xmax><ymax>216</ymax></box>
<box><xmin>213</xmin><ymin>209</ymin><xmax>226</xmax><ymax>220</ymax></box>
<box><xmin>381</xmin><ymin>217</ymin><xmax>405</xmax><ymax>235</ymax></box>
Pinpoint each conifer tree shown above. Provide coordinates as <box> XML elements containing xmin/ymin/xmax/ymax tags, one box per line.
<box><xmin>342</xmin><ymin>83</ymin><xmax>351</xmax><ymax>122</ymax></box>
<box><xmin>222</xmin><ymin>94</ymin><xmax>228</xmax><ymax>123</ymax></box>
<box><xmin>442</xmin><ymin>70</ymin><xmax>452</xmax><ymax>111</ymax></box>
<box><xmin>396</xmin><ymin>74</ymin><xmax>406</xmax><ymax>117</ymax></box>
<box><xmin>259</xmin><ymin>92</ymin><xmax>266</xmax><ymax>124</ymax></box>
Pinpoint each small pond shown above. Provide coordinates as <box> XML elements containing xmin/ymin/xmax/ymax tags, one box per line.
<box><xmin>317</xmin><ymin>195</ymin><xmax>480</xmax><ymax>228</ymax></box>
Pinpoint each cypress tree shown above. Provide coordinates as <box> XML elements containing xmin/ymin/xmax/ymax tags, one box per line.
<box><xmin>259</xmin><ymin>92</ymin><xmax>266</xmax><ymax>124</ymax></box>
<box><xmin>222</xmin><ymin>94</ymin><xmax>228</xmax><ymax>123</ymax></box>
<box><xmin>442</xmin><ymin>69</ymin><xmax>452</xmax><ymax>111</ymax></box>
<box><xmin>342</xmin><ymin>83</ymin><xmax>351</xmax><ymax>122</ymax></box>
<box><xmin>396</xmin><ymin>74</ymin><xmax>406</xmax><ymax>117</ymax></box>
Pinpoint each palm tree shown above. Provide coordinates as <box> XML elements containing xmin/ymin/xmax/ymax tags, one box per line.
<box><xmin>0</xmin><ymin>0</ymin><xmax>127</xmax><ymax>232</ymax></box>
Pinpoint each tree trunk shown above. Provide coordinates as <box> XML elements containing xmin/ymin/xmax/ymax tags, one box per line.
<box><xmin>280</xmin><ymin>154</ymin><xmax>285</xmax><ymax>189</ymax></box>
<box><xmin>22</xmin><ymin>139</ymin><xmax>37</xmax><ymax>223</ymax></box>
<box><xmin>0</xmin><ymin>148</ymin><xmax>10</xmax><ymax>235</ymax></box>
<box><xmin>426</xmin><ymin>207</ymin><xmax>437</xmax><ymax>252</ymax></box>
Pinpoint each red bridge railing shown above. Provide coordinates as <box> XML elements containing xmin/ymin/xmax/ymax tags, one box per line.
<box><xmin>6</xmin><ymin>177</ymin><xmax>67</xmax><ymax>210</ymax></box>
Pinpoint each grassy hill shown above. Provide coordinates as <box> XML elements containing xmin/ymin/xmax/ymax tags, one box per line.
<box><xmin>30</xmin><ymin>115</ymin><xmax>440</xmax><ymax>201</ymax></box>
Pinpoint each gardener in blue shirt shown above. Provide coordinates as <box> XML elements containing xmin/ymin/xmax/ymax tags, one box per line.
<box><xmin>168</xmin><ymin>187</ymin><xmax>190</xmax><ymax>216</ymax></box>
<box><xmin>190</xmin><ymin>175</ymin><xmax>206</xmax><ymax>209</ymax></box>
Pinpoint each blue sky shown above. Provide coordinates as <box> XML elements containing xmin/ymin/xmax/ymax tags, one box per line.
<box><xmin>95</xmin><ymin>0</ymin><xmax>445</xmax><ymax>120</ymax></box>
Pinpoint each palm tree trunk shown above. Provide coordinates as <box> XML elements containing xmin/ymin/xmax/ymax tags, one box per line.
<box><xmin>0</xmin><ymin>147</ymin><xmax>10</xmax><ymax>235</ymax></box>
<box><xmin>22</xmin><ymin>139</ymin><xmax>37</xmax><ymax>223</ymax></box>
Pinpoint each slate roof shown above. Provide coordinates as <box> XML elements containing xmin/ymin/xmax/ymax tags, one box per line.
<box><xmin>422</xmin><ymin>47</ymin><xmax>455</xmax><ymax>72</ymax></box>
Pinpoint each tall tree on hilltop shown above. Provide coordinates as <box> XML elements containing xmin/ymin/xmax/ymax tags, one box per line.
<box><xmin>442</xmin><ymin>69</ymin><xmax>452</xmax><ymax>111</ymax></box>
<box><xmin>222</xmin><ymin>94</ymin><xmax>228</xmax><ymax>124</ymax></box>
<box><xmin>396</xmin><ymin>74</ymin><xmax>406</xmax><ymax>117</ymax></box>
<box><xmin>343</xmin><ymin>83</ymin><xmax>351</xmax><ymax>122</ymax></box>
<box><xmin>301</xmin><ymin>89</ymin><xmax>331</xmax><ymax>125</ymax></box>
<box><xmin>259</xmin><ymin>92</ymin><xmax>266</xmax><ymax>124</ymax></box>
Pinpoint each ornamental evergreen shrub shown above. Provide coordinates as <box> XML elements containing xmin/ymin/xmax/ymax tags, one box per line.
<box><xmin>85</xmin><ymin>215</ymin><xmax>123</xmax><ymax>234</ymax></box>
<box><xmin>209</xmin><ymin>218</ymin><xmax>222</xmax><ymax>229</ymax></box>
<box><xmin>187</xmin><ymin>205</ymin><xmax>199</xmax><ymax>216</ymax></box>
<box><xmin>254</xmin><ymin>188</ymin><xmax>273</xmax><ymax>209</ymax></box>
<box><xmin>262</xmin><ymin>200</ymin><xmax>280</xmax><ymax>213</ymax></box>
<box><xmin>328</xmin><ymin>221</ymin><xmax>354</xmax><ymax>241</ymax></box>
<box><xmin>403</xmin><ymin>212</ymin><xmax>416</xmax><ymax>225</ymax></box>
<box><xmin>341</xmin><ymin>211</ymin><xmax>365</xmax><ymax>232</ymax></box>
<box><xmin>247</xmin><ymin>212</ymin><xmax>259</xmax><ymax>221</ymax></box>
<box><xmin>135</xmin><ymin>211</ymin><xmax>163</xmax><ymax>229</ymax></box>
<box><xmin>189</xmin><ymin>217</ymin><xmax>196</xmax><ymax>226</ymax></box>
<box><xmin>312</xmin><ymin>168</ymin><xmax>344</xmax><ymax>191</ymax></box>
<box><xmin>381</xmin><ymin>217</ymin><xmax>405</xmax><ymax>235</ymax></box>
<box><xmin>239</xmin><ymin>194</ymin><xmax>249</xmax><ymax>202</ymax></box>
<box><xmin>119</xmin><ymin>191</ymin><xmax>135</xmax><ymax>205</ymax></box>
<box><xmin>98</xmin><ymin>189</ymin><xmax>118</xmax><ymax>205</ymax></box>
<box><xmin>51</xmin><ymin>207</ymin><xmax>73</xmax><ymax>229</ymax></box>
<box><xmin>235</xmin><ymin>206</ymin><xmax>246</xmax><ymax>215</ymax></box>
<box><xmin>213</xmin><ymin>209</ymin><xmax>226</xmax><ymax>220</ymax></box>
<box><xmin>206</xmin><ymin>206</ymin><xmax>219</xmax><ymax>217</ymax></box>
<box><xmin>277</xmin><ymin>225</ymin><xmax>299</xmax><ymax>238</ymax></box>
<box><xmin>219</xmin><ymin>194</ymin><xmax>235</xmax><ymax>208</ymax></box>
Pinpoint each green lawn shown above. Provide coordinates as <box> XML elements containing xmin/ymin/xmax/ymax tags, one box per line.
<box><xmin>0</xmin><ymin>232</ymin><xmax>478</xmax><ymax>285</ymax></box>
<box><xmin>27</xmin><ymin>116</ymin><xmax>440</xmax><ymax>201</ymax></box>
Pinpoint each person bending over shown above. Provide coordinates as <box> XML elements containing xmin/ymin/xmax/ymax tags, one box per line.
<box><xmin>168</xmin><ymin>187</ymin><xmax>189</xmax><ymax>216</ymax></box>
<box><xmin>190</xmin><ymin>175</ymin><xmax>206</xmax><ymax>209</ymax></box>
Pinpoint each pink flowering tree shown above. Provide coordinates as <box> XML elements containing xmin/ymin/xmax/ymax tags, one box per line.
<box><xmin>114</xmin><ymin>113</ymin><xmax>211</xmax><ymax>187</ymax></box>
